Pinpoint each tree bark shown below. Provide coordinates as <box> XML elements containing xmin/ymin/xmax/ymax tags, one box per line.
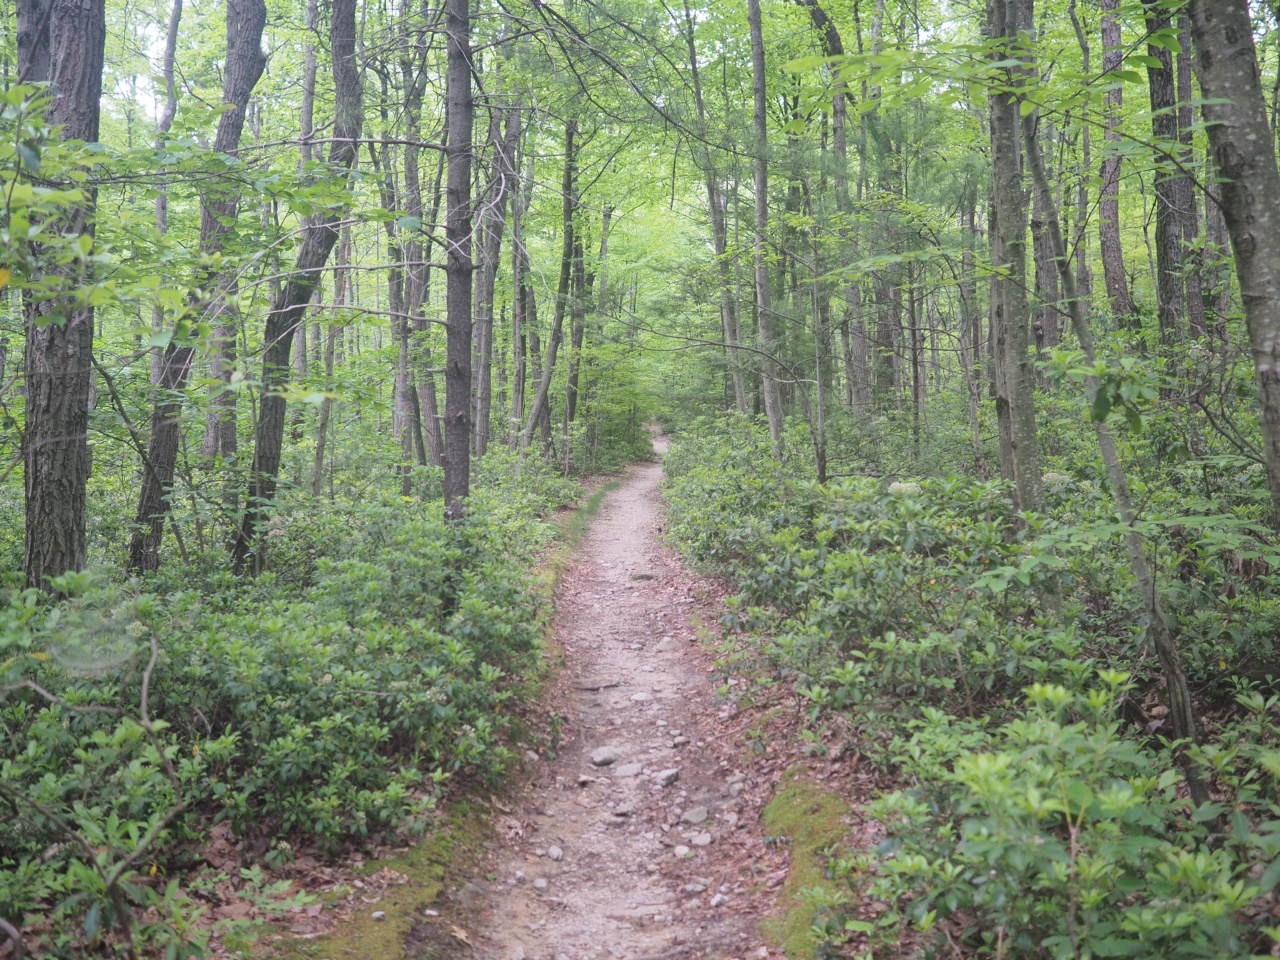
<box><xmin>18</xmin><ymin>0</ymin><xmax>106</xmax><ymax>588</ymax></box>
<box><xmin>472</xmin><ymin>103</ymin><xmax>520</xmax><ymax>458</ymax></box>
<box><xmin>442</xmin><ymin>0</ymin><xmax>474</xmax><ymax>519</ymax></box>
<box><xmin>1098</xmin><ymin>0</ymin><xmax>1134</xmax><ymax>319</ymax></box>
<box><xmin>128</xmin><ymin>0</ymin><xmax>266</xmax><ymax>573</ymax></box>
<box><xmin>1021</xmin><ymin>97</ymin><xmax>1208</xmax><ymax>805</ymax></box>
<box><xmin>989</xmin><ymin>0</ymin><xmax>1045</xmax><ymax>512</ymax></box>
<box><xmin>231</xmin><ymin>0</ymin><xmax>361</xmax><ymax>572</ymax></box>
<box><xmin>521</xmin><ymin>121</ymin><xmax>577</xmax><ymax>454</ymax></box>
<box><xmin>1188</xmin><ymin>0</ymin><xmax>1280</xmax><ymax>529</ymax></box>
<box><xmin>747</xmin><ymin>0</ymin><xmax>784</xmax><ymax>455</ymax></box>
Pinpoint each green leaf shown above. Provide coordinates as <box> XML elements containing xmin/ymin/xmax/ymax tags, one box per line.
<box><xmin>1018</xmin><ymin>98</ymin><xmax>1036</xmax><ymax>117</ymax></box>
<box><xmin>396</xmin><ymin>215</ymin><xmax>421</xmax><ymax>233</ymax></box>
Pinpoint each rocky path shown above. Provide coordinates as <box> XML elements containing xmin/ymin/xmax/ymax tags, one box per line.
<box><xmin>468</xmin><ymin>443</ymin><xmax>775</xmax><ymax>960</ymax></box>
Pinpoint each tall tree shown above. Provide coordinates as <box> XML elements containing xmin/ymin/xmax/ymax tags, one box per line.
<box><xmin>18</xmin><ymin>0</ymin><xmax>106</xmax><ymax>588</ymax></box>
<box><xmin>747</xmin><ymin>0</ymin><xmax>784</xmax><ymax>455</ymax></box>
<box><xmin>1188</xmin><ymin>0</ymin><xmax>1280</xmax><ymax>528</ymax></box>
<box><xmin>231</xmin><ymin>0</ymin><xmax>362</xmax><ymax>572</ymax></box>
<box><xmin>443</xmin><ymin>0</ymin><xmax>474</xmax><ymax>518</ymax></box>
<box><xmin>128</xmin><ymin>0</ymin><xmax>267</xmax><ymax>573</ymax></box>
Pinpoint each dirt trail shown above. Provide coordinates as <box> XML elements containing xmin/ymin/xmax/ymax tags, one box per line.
<box><xmin>466</xmin><ymin>441</ymin><xmax>775</xmax><ymax>960</ymax></box>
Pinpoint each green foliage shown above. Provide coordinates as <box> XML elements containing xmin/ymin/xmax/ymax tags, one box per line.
<box><xmin>664</xmin><ymin>419</ymin><xmax>1280</xmax><ymax>959</ymax></box>
<box><xmin>0</xmin><ymin>486</ymin><xmax>560</xmax><ymax>956</ymax></box>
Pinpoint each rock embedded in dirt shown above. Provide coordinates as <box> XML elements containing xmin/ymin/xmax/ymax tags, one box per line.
<box><xmin>371</xmin><ymin>911</ymin><xmax>386</xmax><ymax>921</ymax></box>
<box><xmin>613</xmin><ymin>763</ymin><xmax>643</xmax><ymax>778</ymax></box>
<box><xmin>681</xmin><ymin>806</ymin><xmax>709</xmax><ymax>825</ymax></box>
<box><xmin>655</xmin><ymin>767</ymin><xmax>681</xmax><ymax>787</ymax></box>
<box><xmin>630</xmin><ymin>692</ymin><xmax>654</xmax><ymax>702</ymax></box>
<box><xmin>655</xmin><ymin>639</ymin><xmax>678</xmax><ymax>652</ymax></box>
<box><xmin>548</xmin><ymin>845</ymin><xmax>563</xmax><ymax>861</ymax></box>
<box><xmin>672</xmin><ymin>736</ymin><xmax>690</xmax><ymax>746</ymax></box>
<box><xmin>533</xmin><ymin>878</ymin><xmax>549</xmax><ymax>891</ymax></box>
<box><xmin>673</xmin><ymin>845</ymin><xmax>691</xmax><ymax>857</ymax></box>
<box><xmin>590</xmin><ymin>747</ymin><xmax>622</xmax><ymax>766</ymax></box>
<box><xmin>691</xmin><ymin>832</ymin><xmax>712</xmax><ymax>847</ymax></box>
<box><xmin>710</xmin><ymin>893</ymin><xmax>728</xmax><ymax>908</ymax></box>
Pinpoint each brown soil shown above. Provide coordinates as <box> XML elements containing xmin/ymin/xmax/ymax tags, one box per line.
<box><xmin>463</xmin><ymin>441</ymin><xmax>779</xmax><ymax>960</ymax></box>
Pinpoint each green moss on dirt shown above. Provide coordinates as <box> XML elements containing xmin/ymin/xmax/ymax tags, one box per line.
<box><xmin>269</xmin><ymin>801</ymin><xmax>488</xmax><ymax>960</ymax></box>
<box><xmin>758</xmin><ymin>772</ymin><xmax>850</xmax><ymax>960</ymax></box>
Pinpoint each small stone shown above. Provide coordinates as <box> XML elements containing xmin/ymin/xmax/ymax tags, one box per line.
<box><xmin>682</xmin><ymin>883</ymin><xmax>707</xmax><ymax>894</ymax></box>
<box><xmin>673</xmin><ymin>845</ymin><xmax>691</xmax><ymax>857</ymax></box>
<box><xmin>613</xmin><ymin>762</ymin><xmax>643</xmax><ymax>778</ymax></box>
<box><xmin>656</xmin><ymin>719</ymin><xmax>668</xmax><ymax>727</ymax></box>
<box><xmin>613</xmin><ymin>803</ymin><xmax>635</xmax><ymax>817</ymax></box>
<box><xmin>631</xmin><ymin>572</ymin><xmax>654</xmax><ymax>580</ymax></box>
<box><xmin>524</xmin><ymin>750</ymin><xmax>540</xmax><ymax>763</ymax></box>
<box><xmin>681</xmin><ymin>806</ymin><xmax>708</xmax><ymax>825</ymax></box>
<box><xmin>631</xmin><ymin>692</ymin><xmax>654</xmax><ymax>702</ymax></box>
<box><xmin>533</xmin><ymin>878</ymin><xmax>549</xmax><ymax>891</ymax></box>
<box><xmin>672</xmin><ymin>736</ymin><xmax>690</xmax><ymax>747</ymax></box>
<box><xmin>710</xmin><ymin>893</ymin><xmax>728</xmax><ymax>907</ymax></box>
<box><xmin>691</xmin><ymin>832</ymin><xmax>712</xmax><ymax>846</ymax></box>
<box><xmin>514</xmin><ymin>870</ymin><xmax>525</xmax><ymax>881</ymax></box>
<box><xmin>655</xmin><ymin>639</ymin><xmax>678</xmax><ymax>652</ymax></box>
<box><xmin>548</xmin><ymin>845</ymin><xmax>563</xmax><ymax>861</ymax></box>
<box><xmin>656</xmin><ymin>767</ymin><xmax>681</xmax><ymax>787</ymax></box>
<box><xmin>591</xmin><ymin>747</ymin><xmax>622</xmax><ymax>766</ymax></box>
<box><xmin>371</xmin><ymin>911</ymin><xmax>387</xmax><ymax>921</ymax></box>
<box><xmin>726</xmin><ymin>773</ymin><xmax>745</xmax><ymax>785</ymax></box>
<box><xmin>511</xmin><ymin>947</ymin><xmax>526</xmax><ymax>960</ymax></box>
<box><xmin>730</xmin><ymin>783</ymin><xmax>745</xmax><ymax>797</ymax></box>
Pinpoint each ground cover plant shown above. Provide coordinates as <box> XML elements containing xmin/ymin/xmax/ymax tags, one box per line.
<box><xmin>665</xmin><ymin>418</ymin><xmax>1280</xmax><ymax>959</ymax></box>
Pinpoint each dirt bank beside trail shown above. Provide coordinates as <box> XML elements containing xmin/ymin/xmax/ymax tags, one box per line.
<box><xmin>464</xmin><ymin>443</ymin><xmax>782</xmax><ymax>960</ymax></box>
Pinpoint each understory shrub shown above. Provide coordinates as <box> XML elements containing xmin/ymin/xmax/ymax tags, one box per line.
<box><xmin>663</xmin><ymin>417</ymin><xmax>1280</xmax><ymax>959</ymax></box>
<box><xmin>1</xmin><ymin>485</ymin><xmax>562</xmax><ymax>956</ymax></box>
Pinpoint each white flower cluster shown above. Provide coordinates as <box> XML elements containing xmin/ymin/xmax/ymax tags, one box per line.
<box><xmin>1042</xmin><ymin>472</ymin><xmax>1074</xmax><ymax>487</ymax></box>
<box><xmin>887</xmin><ymin>481</ymin><xmax>923</xmax><ymax>497</ymax></box>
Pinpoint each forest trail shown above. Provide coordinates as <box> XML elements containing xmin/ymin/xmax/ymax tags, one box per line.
<box><xmin>464</xmin><ymin>440</ymin><xmax>776</xmax><ymax>960</ymax></box>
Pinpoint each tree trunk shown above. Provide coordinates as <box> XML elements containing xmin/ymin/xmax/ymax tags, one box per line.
<box><xmin>1021</xmin><ymin>94</ymin><xmax>1208</xmax><ymax>805</ymax></box>
<box><xmin>128</xmin><ymin>0</ymin><xmax>266</xmax><ymax>573</ymax></box>
<box><xmin>442</xmin><ymin>0</ymin><xmax>473</xmax><ymax>519</ymax></box>
<box><xmin>989</xmin><ymin>0</ymin><xmax>1045</xmax><ymax>512</ymax></box>
<box><xmin>682</xmin><ymin>0</ymin><xmax>748</xmax><ymax>415</ymax></box>
<box><xmin>1145</xmin><ymin>0</ymin><xmax>1189</xmax><ymax>345</ymax></box>
<box><xmin>18</xmin><ymin>0</ymin><xmax>106</xmax><ymax>588</ymax></box>
<box><xmin>521</xmin><ymin>121</ymin><xmax>576</xmax><ymax>454</ymax></box>
<box><xmin>231</xmin><ymin>0</ymin><xmax>361</xmax><ymax>572</ymax></box>
<box><xmin>1188</xmin><ymin>0</ymin><xmax>1280</xmax><ymax>529</ymax></box>
<box><xmin>472</xmin><ymin>103</ymin><xmax>520</xmax><ymax>458</ymax></box>
<box><xmin>1098</xmin><ymin>0</ymin><xmax>1134</xmax><ymax>319</ymax></box>
<box><xmin>747</xmin><ymin>0</ymin><xmax>784</xmax><ymax>455</ymax></box>
<box><xmin>148</xmin><ymin>0</ymin><xmax>182</xmax><ymax>389</ymax></box>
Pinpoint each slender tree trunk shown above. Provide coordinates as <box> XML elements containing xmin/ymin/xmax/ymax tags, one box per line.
<box><xmin>232</xmin><ymin>0</ymin><xmax>361</xmax><ymax>572</ymax></box>
<box><xmin>442</xmin><ymin>0</ymin><xmax>473</xmax><ymax>519</ymax></box>
<box><xmin>509</xmin><ymin>153</ymin><xmax>529</xmax><ymax>438</ymax></box>
<box><xmin>1188</xmin><ymin>0</ymin><xmax>1280</xmax><ymax>528</ymax></box>
<box><xmin>1021</xmin><ymin>97</ymin><xmax>1207</xmax><ymax>805</ymax></box>
<box><xmin>682</xmin><ymin>0</ymin><xmax>748</xmax><ymax>414</ymax></box>
<box><xmin>1145</xmin><ymin>0</ymin><xmax>1188</xmax><ymax>345</ymax></box>
<box><xmin>149</xmin><ymin>0</ymin><xmax>182</xmax><ymax>388</ymax></box>
<box><xmin>747</xmin><ymin>0</ymin><xmax>784</xmax><ymax>455</ymax></box>
<box><xmin>1098</xmin><ymin>0</ymin><xmax>1133</xmax><ymax>319</ymax></box>
<box><xmin>521</xmin><ymin>121</ymin><xmax>576</xmax><ymax>454</ymax></box>
<box><xmin>129</xmin><ymin>0</ymin><xmax>266</xmax><ymax>573</ymax></box>
<box><xmin>312</xmin><ymin>230</ymin><xmax>346</xmax><ymax>498</ymax></box>
<box><xmin>18</xmin><ymin>0</ymin><xmax>106</xmax><ymax>588</ymax></box>
<box><xmin>472</xmin><ymin>104</ymin><xmax>520</xmax><ymax>458</ymax></box>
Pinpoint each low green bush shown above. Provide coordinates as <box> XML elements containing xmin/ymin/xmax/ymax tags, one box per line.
<box><xmin>662</xmin><ymin>417</ymin><xmax>1280</xmax><ymax>959</ymax></box>
<box><xmin>1</xmin><ymin>484</ymin><xmax>562</xmax><ymax>957</ymax></box>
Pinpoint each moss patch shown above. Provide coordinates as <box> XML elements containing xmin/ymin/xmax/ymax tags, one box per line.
<box><xmin>269</xmin><ymin>801</ymin><xmax>488</xmax><ymax>960</ymax></box>
<box><xmin>758</xmin><ymin>773</ymin><xmax>850</xmax><ymax>960</ymax></box>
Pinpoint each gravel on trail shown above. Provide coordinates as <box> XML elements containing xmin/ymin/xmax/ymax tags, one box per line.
<box><xmin>465</xmin><ymin>442</ymin><xmax>779</xmax><ymax>960</ymax></box>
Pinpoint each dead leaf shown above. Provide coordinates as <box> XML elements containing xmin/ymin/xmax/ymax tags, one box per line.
<box><xmin>450</xmin><ymin>924</ymin><xmax>472</xmax><ymax>945</ymax></box>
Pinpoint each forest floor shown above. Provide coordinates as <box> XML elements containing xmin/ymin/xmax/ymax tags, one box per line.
<box><xmin>463</xmin><ymin>439</ymin><xmax>782</xmax><ymax>960</ymax></box>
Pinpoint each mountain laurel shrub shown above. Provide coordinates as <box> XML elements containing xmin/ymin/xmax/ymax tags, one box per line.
<box><xmin>663</xmin><ymin>418</ymin><xmax>1280</xmax><ymax>959</ymax></box>
<box><xmin>1</xmin><ymin>481</ymin><xmax>565</xmax><ymax>955</ymax></box>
